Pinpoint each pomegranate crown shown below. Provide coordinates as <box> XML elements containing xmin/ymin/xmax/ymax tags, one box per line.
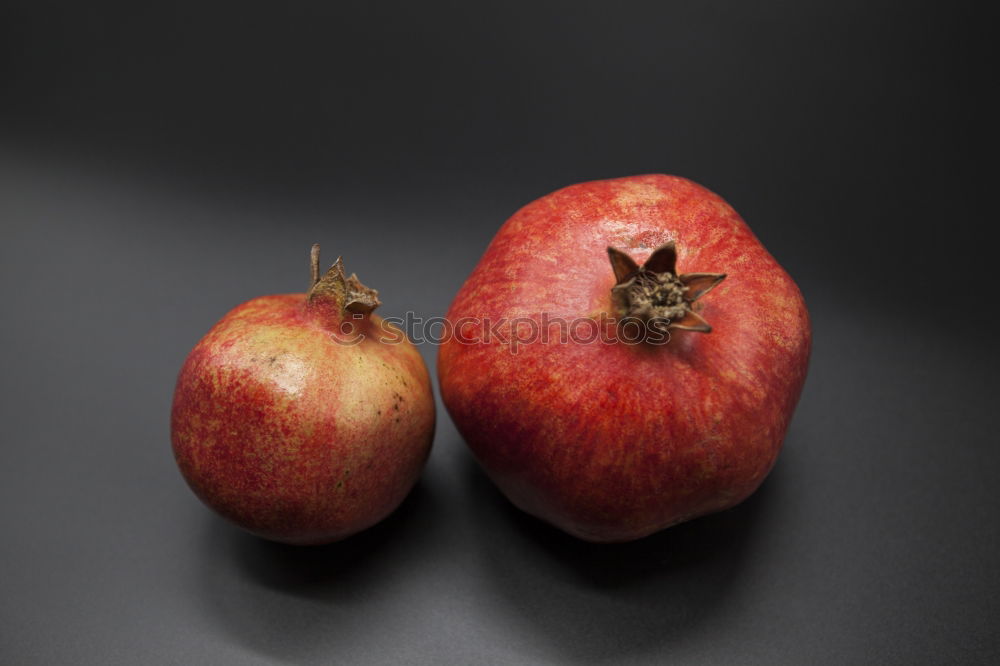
<box><xmin>607</xmin><ymin>241</ymin><xmax>725</xmax><ymax>333</ymax></box>
<box><xmin>307</xmin><ymin>243</ymin><xmax>381</xmax><ymax>315</ymax></box>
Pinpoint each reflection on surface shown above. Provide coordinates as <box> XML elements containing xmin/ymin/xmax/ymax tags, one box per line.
<box><xmin>194</xmin><ymin>434</ymin><xmax>783</xmax><ymax>664</ymax></box>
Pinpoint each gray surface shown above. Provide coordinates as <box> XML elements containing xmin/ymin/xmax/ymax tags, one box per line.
<box><xmin>1</xmin><ymin>149</ymin><xmax>997</xmax><ymax>665</ymax></box>
<box><xmin>1</xmin><ymin>1</ymin><xmax>996</xmax><ymax>662</ymax></box>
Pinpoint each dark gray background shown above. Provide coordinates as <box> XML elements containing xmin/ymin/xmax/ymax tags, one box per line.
<box><xmin>2</xmin><ymin>1</ymin><xmax>997</xmax><ymax>664</ymax></box>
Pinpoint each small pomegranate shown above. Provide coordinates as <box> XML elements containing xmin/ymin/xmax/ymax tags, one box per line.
<box><xmin>439</xmin><ymin>175</ymin><xmax>811</xmax><ymax>543</ymax></box>
<box><xmin>172</xmin><ymin>245</ymin><xmax>434</xmax><ymax>545</ymax></box>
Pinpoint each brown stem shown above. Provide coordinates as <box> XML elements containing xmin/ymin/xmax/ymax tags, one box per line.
<box><xmin>607</xmin><ymin>242</ymin><xmax>725</xmax><ymax>334</ymax></box>
<box><xmin>310</xmin><ymin>243</ymin><xmax>321</xmax><ymax>287</ymax></box>
<box><xmin>305</xmin><ymin>245</ymin><xmax>381</xmax><ymax>317</ymax></box>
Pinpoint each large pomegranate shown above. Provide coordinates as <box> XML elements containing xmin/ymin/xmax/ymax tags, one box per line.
<box><xmin>172</xmin><ymin>246</ymin><xmax>435</xmax><ymax>545</ymax></box>
<box><xmin>439</xmin><ymin>175</ymin><xmax>810</xmax><ymax>542</ymax></box>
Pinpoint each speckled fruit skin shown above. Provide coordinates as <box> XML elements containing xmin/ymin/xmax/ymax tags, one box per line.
<box><xmin>171</xmin><ymin>295</ymin><xmax>434</xmax><ymax>545</ymax></box>
<box><xmin>439</xmin><ymin>174</ymin><xmax>811</xmax><ymax>543</ymax></box>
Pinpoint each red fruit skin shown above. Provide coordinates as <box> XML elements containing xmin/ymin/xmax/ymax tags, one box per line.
<box><xmin>171</xmin><ymin>295</ymin><xmax>434</xmax><ymax>545</ymax></box>
<box><xmin>439</xmin><ymin>174</ymin><xmax>811</xmax><ymax>543</ymax></box>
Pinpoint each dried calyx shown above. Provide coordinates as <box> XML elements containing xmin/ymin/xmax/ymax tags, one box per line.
<box><xmin>307</xmin><ymin>244</ymin><xmax>381</xmax><ymax>316</ymax></box>
<box><xmin>607</xmin><ymin>242</ymin><xmax>725</xmax><ymax>333</ymax></box>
